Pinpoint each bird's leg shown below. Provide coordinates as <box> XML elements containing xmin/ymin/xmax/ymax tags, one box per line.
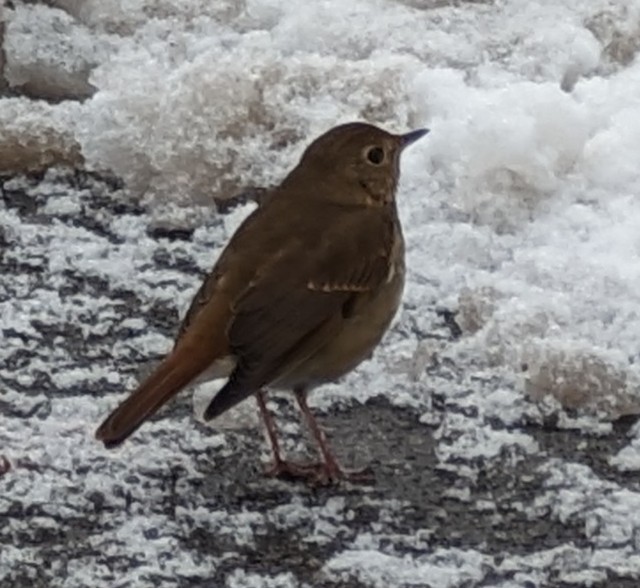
<box><xmin>255</xmin><ymin>389</ymin><xmax>285</xmax><ymax>466</ymax></box>
<box><xmin>293</xmin><ymin>387</ymin><xmax>373</xmax><ymax>485</ymax></box>
<box><xmin>255</xmin><ymin>390</ymin><xmax>322</xmax><ymax>480</ymax></box>
<box><xmin>293</xmin><ymin>387</ymin><xmax>338</xmax><ymax>474</ymax></box>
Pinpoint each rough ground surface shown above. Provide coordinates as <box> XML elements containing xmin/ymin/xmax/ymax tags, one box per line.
<box><xmin>2</xmin><ymin>170</ymin><xmax>640</xmax><ymax>588</ymax></box>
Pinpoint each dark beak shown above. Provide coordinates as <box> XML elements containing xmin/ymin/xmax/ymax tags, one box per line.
<box><xmin>399</xmin><ymin>128</ymin><xmax>429</xmax><ymax>149</ymax></box>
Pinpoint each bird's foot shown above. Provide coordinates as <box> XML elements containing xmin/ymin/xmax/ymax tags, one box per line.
<box><xmin>316</xmin><ymin>461</ymin><xmax>374</xmax><ymax>486</ymax></box>
<box><xmin>265</xmin><ymin>458</ymin><xmax>374</xmax><ymax>486</ymax></box>
<box><xmin>264</xmin><ymin>459</ymin><xmax>324</xmax><ymax>482</ymax></box>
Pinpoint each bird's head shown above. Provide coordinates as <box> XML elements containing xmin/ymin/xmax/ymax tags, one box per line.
<box><xmin>289</xmin><ymin>122</ymin><xmax>429</xmax><ymax>207</ymax></box>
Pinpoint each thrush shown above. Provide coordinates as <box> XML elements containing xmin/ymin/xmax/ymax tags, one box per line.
<box><xmin>95</xmin><ymin>122</ymin><xmax>428</xmax><ymax>484</ymax></box>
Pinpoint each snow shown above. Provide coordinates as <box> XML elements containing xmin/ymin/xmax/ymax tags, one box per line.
<box><xmin>325</xmin><ymin>547</ymin><xmax>488</xmax><ymax>588</ymax></box>
<box><xmin>3</xmin><ymin>0</ymin><xmax>640</xmax><ymax>586</ymax></box>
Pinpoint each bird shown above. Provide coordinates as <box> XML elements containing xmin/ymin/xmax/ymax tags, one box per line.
<box><xmin>95</xmin><ymin>122</ymin><xmax>428</xmax><ymax>484</ymax></box>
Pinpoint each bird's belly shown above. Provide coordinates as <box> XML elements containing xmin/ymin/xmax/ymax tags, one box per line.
<box><xmin>281</xmin><ymin>267</ymin><xmax>405</xmax><ymax>389</ymax></box>
<box><xmin>191</xmin><ymin>355</ymin><xmax>236</xmax><ymax>385</ymax></box>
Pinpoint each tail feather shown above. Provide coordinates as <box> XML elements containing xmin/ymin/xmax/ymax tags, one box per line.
<box><xmin>95</xmin><ymin>344</ymin><xmax>214</xmax><ymax>448</ymax></box>
<box><xmin>203</xmin><ymin>375</ymin><xmax>253</xmax><ymax>421</ymax></box>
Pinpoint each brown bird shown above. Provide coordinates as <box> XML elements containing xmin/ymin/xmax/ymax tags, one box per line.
<box><xmin>96</xmin><ymin>122</ymin><xmax>428</xmax><ymax>484</ymax></box>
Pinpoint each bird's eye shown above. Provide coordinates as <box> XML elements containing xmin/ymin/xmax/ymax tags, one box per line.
<box><xmin>365</xmin><ymin>146</ymin><xmax>385</xmax><ymax>165</ymax></box>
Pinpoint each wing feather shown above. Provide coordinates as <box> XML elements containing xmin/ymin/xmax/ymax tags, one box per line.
<box><xmin>203</xmin><ymin>206</ymin><xmax>397</xmax><ymax>418</ymax></box>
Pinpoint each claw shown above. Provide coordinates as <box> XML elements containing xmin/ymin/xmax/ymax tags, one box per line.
<box><xmin>265</xmin><ymin>458</ymin><xmax>374</xmax><ymax>486</ymax></box>
<box><xmin>255</xmin><ymin>389</ymin><xmax>375</xmax><ymax>487</ymax></box>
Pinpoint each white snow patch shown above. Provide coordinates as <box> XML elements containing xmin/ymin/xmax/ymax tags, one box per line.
<box><xmin>324</xmin><ymin>547</ymin><xmax>488</xmax><ymax>588</ymax></box>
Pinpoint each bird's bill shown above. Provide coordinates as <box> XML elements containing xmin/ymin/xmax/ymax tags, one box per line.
<box><xmin>399</xmin><ymin>128</ymin><xmax>429</xmax><ymax>148</ymax></box>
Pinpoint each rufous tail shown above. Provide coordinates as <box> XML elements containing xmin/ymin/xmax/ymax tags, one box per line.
<box><xmin>95</xmin><ymin>342</ymin><xmax>214</xmax><ymax>448</ymax></box>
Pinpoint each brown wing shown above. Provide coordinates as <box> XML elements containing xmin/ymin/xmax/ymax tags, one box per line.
<box><xmin>203</xmin><ymin>206</ymin><xmax>396</xmax><ymax>419</ymax></box>
<box><xmin>174</xmin><ymin>195</ymin><xmax>284</xmax><ymax>345</ymax></box>
<box><xmin>175</xmin><ymin>267</ymin><xmax>223</xmax><ymax>344</ymax></box>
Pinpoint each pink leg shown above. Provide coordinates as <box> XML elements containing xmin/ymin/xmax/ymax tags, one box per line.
<box><xmin>255</xmin><ymin>389</ymin><xmax>285</xmax><ymax>465</ymax></box>
<box><xmin>293</xmin><ymin>387</ymin><xmax>373</xmax><ymax>485</ymax></box>
<box><xmin>255</xmin><ymin>390</ymin><xmax>323</xmax><ymax>481</ymax></box>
